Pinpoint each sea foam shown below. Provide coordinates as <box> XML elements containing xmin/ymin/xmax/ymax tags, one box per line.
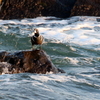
<box><xmin>0</xmin><ymin>16</ymin><xmax>100</xmax><ymax>46</ymax></box>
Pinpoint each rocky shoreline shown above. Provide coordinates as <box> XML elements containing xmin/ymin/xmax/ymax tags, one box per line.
<box><xmin>0</xmin><ymin>0</ymin><xmax>100</xmax><ymax>19</ymax></box>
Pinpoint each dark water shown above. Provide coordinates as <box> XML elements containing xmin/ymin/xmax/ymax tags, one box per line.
<box><xmin>0</xmin><ymin>16</ymin><xmax>100</xmax><ymax>100</ymax></box>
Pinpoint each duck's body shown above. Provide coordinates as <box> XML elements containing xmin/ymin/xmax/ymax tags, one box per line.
<box><xmin>31</xmin><ymin>29</ymin><xmax>43</xmax><ymax>48</ymax></box>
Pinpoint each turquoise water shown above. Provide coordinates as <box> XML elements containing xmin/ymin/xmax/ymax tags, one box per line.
<box><xmin>0</xmin><ymin>16</ymin><xmax>100</xmax><ymax>100</ymax></box>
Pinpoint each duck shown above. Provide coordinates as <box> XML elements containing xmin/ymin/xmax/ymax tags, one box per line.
<box><xmin>31</xmin><ymin>28</ymin><xmax>43</xmax><ymax>49</ymax></box>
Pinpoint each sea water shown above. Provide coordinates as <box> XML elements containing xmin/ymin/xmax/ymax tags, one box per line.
<box><xmin>0</xmin><ymin>16</ymin><xmax>100</xmax><ymax>100</ymax></box>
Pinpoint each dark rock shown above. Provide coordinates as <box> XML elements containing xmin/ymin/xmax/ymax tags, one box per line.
<box><xmin>96</xmin><ymin>18</ymin><xmax>100</xmax><ymax>22</ymax></box>
<box><xmin>0</xmin><ymin>50</ymin><xmax>65</xmax><ymax>75</ymax></box>
<box><xmin>41</xmin><ymin>0</ymin><xmax>76</xmax><ymax>18</ymax></box>
<box><xmin>71</xmin><ymin>0</ymin><xmax>100</xmax><ymax>16</ymax></box>
<box><xmin>0</xmin><ymin>0</ymin><xmax>76</xmax><ymax>19</ymax></box>
<box><xmin>0</xmin><ymin>0</ymin><xmax>100</xmax><ymax>19</ymax></box>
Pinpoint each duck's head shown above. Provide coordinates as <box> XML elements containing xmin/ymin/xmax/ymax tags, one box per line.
<box><xmin>34</xmin><ymin>28</ymin><xmax>39</xmax><ymax>37</ymax></box>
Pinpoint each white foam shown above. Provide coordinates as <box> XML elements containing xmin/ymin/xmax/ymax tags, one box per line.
<box><xmin>0</xmin><ymin>62</ymin><xmax>11</xmax><ymax>75</ymax></box>
<box><xmin>30</xmin><ymin>73</ymin><xmax>100</xmax><ymax>89</ymax></box>
<box><xmin>64</xmin><ymin>57</ymin><xmax>79</xmax><ymax>65</ymax></box>
<box><xmin>30</xmin><ymin>74</ymin><xmax>67</xmax><ymax>83</ymax></box>
<box><xmin>0</xmin><ymin>16</ymin><xmax>100</xmax><ymax>46</ymax></box>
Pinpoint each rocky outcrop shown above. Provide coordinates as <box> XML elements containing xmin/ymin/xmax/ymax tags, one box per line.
<box><xmin>0</xmin><ymin>0</ymin><xmax>100</xmax><ymax>19</ymax></box>
<box><xmin>71</xmin><ymin>0</ymin><xmax>100</xmax><ymax>16</ymax></box>
<box><xmin>0</xmin><ymin>0</ymin><xmax>76</xmax><ymax>19</ymax></box>
<box><xmin>0</xmin><ymin>50</ymin><xmax>65</xmax><ymax>75</ymax></box>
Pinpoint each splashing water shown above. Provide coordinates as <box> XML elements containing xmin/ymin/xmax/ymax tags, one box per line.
<box><xmin>0</xmin><ymin>16</ymin><xmax>100</xmax><ymax>100</ymax></box>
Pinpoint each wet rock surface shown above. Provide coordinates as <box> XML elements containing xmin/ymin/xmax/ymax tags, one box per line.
<box><xmin>0</xmin><ymin>50</ymin><xmax>65</xmax><ymax>75</ymax></box>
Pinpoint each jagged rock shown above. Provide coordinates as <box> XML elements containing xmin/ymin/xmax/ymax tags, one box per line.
<box><xmin>71</xmin><ymin>0</ymin><xmax>100</xmax><ymax>16</ymax></box>
<box><xmin>0</xmin><ymin>50</ymin><xmax>65</xmax><ymax>75</ymax></box>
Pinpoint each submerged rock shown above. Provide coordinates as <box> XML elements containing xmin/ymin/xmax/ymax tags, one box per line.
<box><xmin>0</xmin><ymin>50</ymin><xmax>65</xmax><ymax>75</ymax></box>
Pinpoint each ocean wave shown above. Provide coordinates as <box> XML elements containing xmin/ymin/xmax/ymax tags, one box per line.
<box><xmin>0</xmin><ymin>16</ymin><xmax>100</xmax><ymax>46</ymax></box>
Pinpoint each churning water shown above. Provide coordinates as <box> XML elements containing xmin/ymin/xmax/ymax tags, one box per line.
<box><xmin>0</xmin><ymin>16</ymin><xmax>100</xmax><ymax>100</ymax></box>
